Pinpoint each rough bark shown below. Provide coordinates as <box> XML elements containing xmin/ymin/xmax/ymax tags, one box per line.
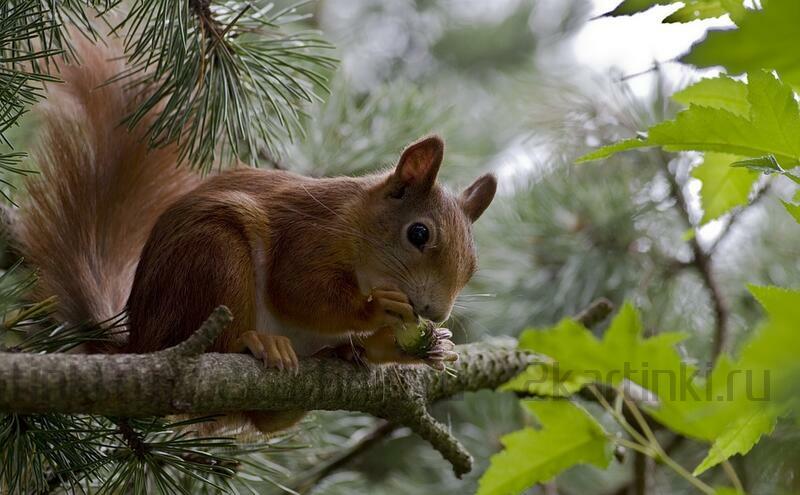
<box><xmin>0</xmin><ymin>307</ymin><xmax>535</xmax><ymax>477</ymax></box>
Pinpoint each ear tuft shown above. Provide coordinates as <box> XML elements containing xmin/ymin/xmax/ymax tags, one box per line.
<box><xmin>393</xmin><ymin>135</ymin><xmax>445</xmax><ymax>191</ymax></box>
<box><xmin>460</xmin><ymin>173</ymin><xmax>497</xmax><ymax>222</ymax></box>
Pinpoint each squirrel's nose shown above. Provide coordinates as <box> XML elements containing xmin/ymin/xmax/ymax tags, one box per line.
<box><xmin>418</xmin><ymin>303</ymin><xmax>449</xmax><ymax>324</ymax></box>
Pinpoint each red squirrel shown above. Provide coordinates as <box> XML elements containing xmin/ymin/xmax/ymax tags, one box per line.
<box><xmin>16</xmin><ymin>40</ymin><xmax>497</xmax><ymax>433</ymax></box>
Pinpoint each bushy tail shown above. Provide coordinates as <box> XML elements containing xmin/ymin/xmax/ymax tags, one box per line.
<box><xmin>16</xmin><ymin>38</ymin><xmax>199</xmax><ymax>347</ymax></box>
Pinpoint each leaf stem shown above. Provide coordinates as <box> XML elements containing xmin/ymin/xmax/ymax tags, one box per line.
<box><xmin>592</xmin><ymin>386</ymin><xmax>717</xmax><ymax>495</ymax></box>
<box><xmin>611</xmin><ymin>436</ymin><xmax>652</xmax><ymax>456</ymax></box>
<box><xmin>587</xmin><ymin>385</ymin><xmax>648</xmax><ymax>446</ymax></box>
<box><xmin>722</xmin><ymin>460</ymin><xmax>745</xmax><ymax>493</ymax></box>
<box><xmin>622</xmin><ymin>397</ymin><xmax>659</xmax><ymax>448</ymax></box>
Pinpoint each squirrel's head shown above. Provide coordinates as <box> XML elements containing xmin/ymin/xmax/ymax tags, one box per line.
<box><xmin>357</xmin><ymin>135</ymin><xmax>496</xmax><ymax>323</ymax></box>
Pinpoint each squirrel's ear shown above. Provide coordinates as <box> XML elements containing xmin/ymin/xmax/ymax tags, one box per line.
<box><xmin>460</xmin><ymin>173</ymin><xmax>497</xmax><ymax>222</ymax></box>
<box><xmin>392</xmin><ymin>136</ymin><xmax>444</xmax><ymax>193</ymax></box>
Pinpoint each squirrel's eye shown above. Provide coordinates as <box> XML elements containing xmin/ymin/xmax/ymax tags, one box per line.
<box><xmin>407</xmin><ymin>223</ymin><xmax>429</xmax><ymax>250</ymax></box>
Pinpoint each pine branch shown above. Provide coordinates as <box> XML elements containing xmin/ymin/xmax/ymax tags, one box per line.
<box><xmin>116</xmin><ymin>0</ymin><xmax>336</xmax><ymax>168</ymax></box>
<box><xmin>0</xmin><ymin>306</ymin><xmax>535</xmax><ymax>477</ymax></box>
<box><xmin>1</xmin><ymin>2</ymin><xmax>335</xmax><ymax>173</ymax></box>
<box><xmin>0</xmin><ymin>0</ymin><xmax>65</xmax><ymax>203</ymax></box>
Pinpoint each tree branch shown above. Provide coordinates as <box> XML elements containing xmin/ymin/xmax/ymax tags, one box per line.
<box><xmin>299</xmin><ymin>298</ymin><xmax>616</xmax><ymax>492</ymax></box>
<box><xmin>293</xmin><ymin>420</ymin><xmax>399</xmax><ymax>494</ymax></box>
<box><xmin>657</xmin><ymin>151</ymin><xmax>730</xmax><ymax>360</ymax></box>
<box><xmin>706</xmin><ymin>180</ymin><xmax>771</xmax><ymax>256</ymax></box>
<box><xmin>573</xmin><ymin>297</ymin><xmax>613</xmax><ymax>328</ymax></box>
<box><xmin>0</xmin><ymin>307</ymin><xmax>535</xmax><ymax>478</ymax></box>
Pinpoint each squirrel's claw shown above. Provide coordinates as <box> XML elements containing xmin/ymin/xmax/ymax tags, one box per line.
<box><xmin>423</xmin><ymin>327</ymin><xmax>458</xmax><ymax>370</ymax></box>
<box><xmin>433</xmin><ymin>328</ymin><xmax>453</xmax><ymax>340</ymax></box>
<box><xmin>239</xmin><ymin>331</ymin><xmax>299</xmax><ymax>372</ymax></box>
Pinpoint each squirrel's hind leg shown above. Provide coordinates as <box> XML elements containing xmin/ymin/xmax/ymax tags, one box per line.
<box><xmin>191</xmin><ymin>411</ymin><xmax>305</xmax><ymax>437</ymax></box>
<box><xmin>246</xmin><ymin>411</ymin><xmax>306</xmax><ymax>435</ymax></box>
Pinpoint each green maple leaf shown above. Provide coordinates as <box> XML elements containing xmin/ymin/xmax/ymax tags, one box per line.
<box><xmin>517</xmin><ymin>304</ymin><xmax>690</xmax><ymax>406</ymax></box>
<box><xmin>578</xmin><ymin>71</ymin><xmax>800</xmax><ymax>165</ymax></box>
<box><xmin>650</xmin><ymin>286</ymin><xmax>800</xmax><ymax>449</ymax></box>
<box><xmin>738</xmin><ymin>286</ymin><xmax>800</xmax><ymax>395</ymax></box>
<box><xmin>782</xmin><ymin>201</ymin><xmax>800</xmax><ymax>224</ymax></box>
<box><xmin>733</xmin><ymin>155</ymin><xmax>800</xmax><ymax>184</ymax></box>
<box><xmin>477</xmin><ymin>400</ymin><xmax>611</xmax><ymax>495</ymax></box>
<box><xmin>605</xmin><ymin>0</ymin><xmax>741</xmax><ymax>21</ymax></box>
<box><xmin>510</xmin><ymin>297</ymin><xmax>796</xmax><ymax>477</ymax></box>
<box><xmin>576</xmin><ymin>137</ymin><xmax>648</xmax><ymax>163</ymax></box>
<box><xmin>501</xmin><ymin>363</ymin><xmax>591</xmax><ymax>397</ymax></box>
<box><xmin>665</xmin><ymin>0</ymin><xmax>745</xmax><ymax>23</ymax></box>
<box><xmin>683</xmin><ymin>0</ymin><xmax>800</xmax><ymax>89</ymax></box>
<box><xmin>667</xmin><ymin>286</ymin><xmax>800</xmax><ymax>474</ymax></box>
<box><xmin>692</xmin><ymin>152</ymin><xmax>757</xmax><ymax>223</ymax></box>
<box><xmin>672</xmin><ymin>76</ymin><xmax>749</xmax><ymax>118</ymax></box>
<box><xmin>650</xmin><ymin>71</ymin><xmax>800</xmax><ymax>160</ymax></box>
<box><xmin>604</xmin><ymin>0</ymin><xmax>676</xmax><ymax>16</ymax></box>
<box><xmin>644</xmin><ymin>354</ymin><xmax>745</xmax><ymax>441</ymax></box>
<box><xmin>515</xmin><ymin>303</ymin><xmax>774</xmax><ymax>445</ymax></box>
<box><xmin>693</xmin><ymin>409</ymin><xmax>776</xmax><ymax>475</ymax></box>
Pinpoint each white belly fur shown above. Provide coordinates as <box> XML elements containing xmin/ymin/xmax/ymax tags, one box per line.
<box><xmin>251</xmin><ymin>237</ymin><xmax>352</xmax><ymax>357</ymax></box>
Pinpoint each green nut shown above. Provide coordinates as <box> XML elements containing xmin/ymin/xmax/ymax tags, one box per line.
<box><xmin>395</xmin><ymin>319</ymin><xmax>436</xmax><ymax>358</ymax></box>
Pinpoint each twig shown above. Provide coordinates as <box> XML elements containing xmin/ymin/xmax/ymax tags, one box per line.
<box><xmin>573</xmin><ymin>298</ymin><xmax>614</xmax><ymax>328</ymax></box>
<box><xmin>722</xmin><ymin>460</ymin><xmax>744</xmax><ymax>493</ymax></box>
<box><xmin>593</xmin><ymin>388</ymin><xmax>716</xmax><ymax>495</ymax></box>
<box><xmin>632</xmin><ymin>452</ymin><xmax>651</xmax><ymax>495</ymax></box>
<box><xmin>657</xmin><ymin>151</ymin><xmax>730</xmax><ymax>360</ymax></box>
<box><xmin>114</xmin><ymin>418</ymin><xmax>148</xmax><ymax>458</ymax></box>
<box><xmin>293</xmin><ymin>420</ymin><xmax>398</xmax><ymax>494</ymax></box>
<box><xmin>612</xmin><ymin>436</ymin><xmax>652</xmax><ymax>457</ymax></box>
<box><xmin>707</xmin><ymin>180</ymin><xmax>771</xmax><ymax>255</ymax></box>
<box><xmin>588</xmin><ymin>386</ymin><xmax>649</xmax><ymax>447</ymax></box>
<box><xmin>624</xmin><ymin>398</ymin><xmax>716</xmax><ymax>495</ymax></box>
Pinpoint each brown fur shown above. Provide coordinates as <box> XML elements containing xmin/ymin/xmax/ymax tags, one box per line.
<box><xmin>20</xmin><ymin>40</ymin><xmax>497</xmax><ymax>433</ymax></box>
<box><xmin>17</xmin><ymin>38</ymin><xmax>199</xmax><ymax>350</ymax></box>
<box><xmin>127</xmin><ymin>160</ymin><xmax>491</xmax><ymax>355</ymax></box>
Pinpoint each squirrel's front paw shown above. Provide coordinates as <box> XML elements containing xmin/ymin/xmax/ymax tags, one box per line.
<box><xmin>366</xmin><ymin>288</ymin><xmax>416</xmax><ymax>330</ymax></box>
<box><xmin>238</xmin><ymin>331</ymin><xmax>299</xmax><ymax>371</ymax></box>
<box><xmin>422</xmin><ymin>326</ymin><xmax>458</xmax><ymax>371</ymax></box>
